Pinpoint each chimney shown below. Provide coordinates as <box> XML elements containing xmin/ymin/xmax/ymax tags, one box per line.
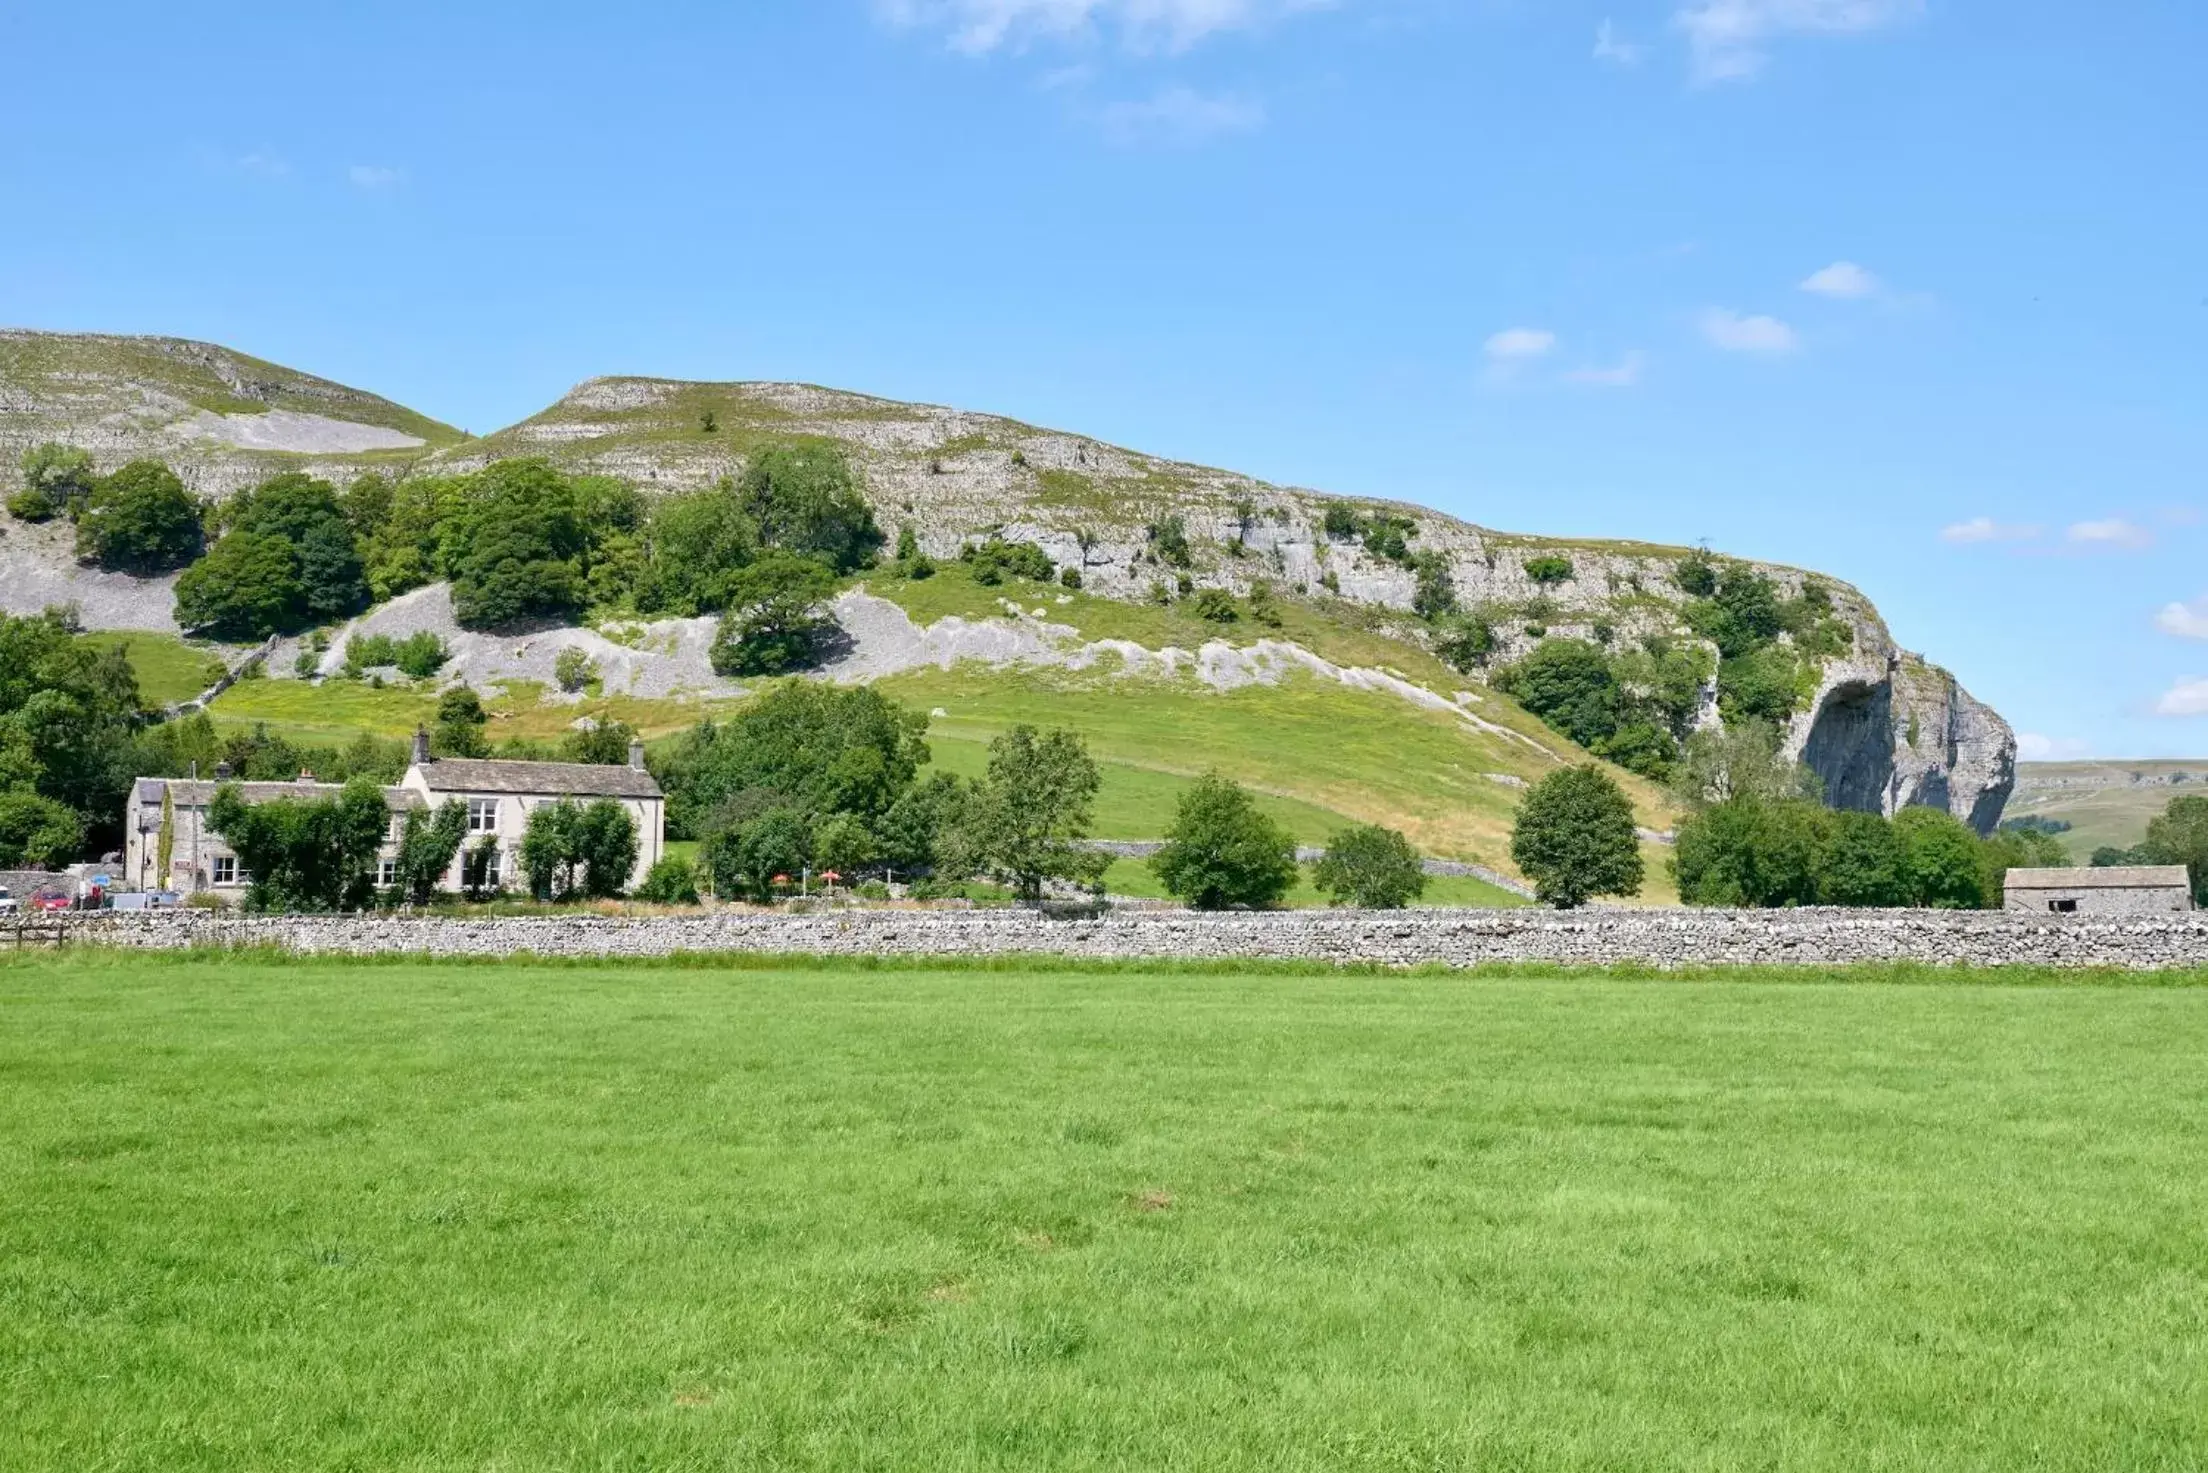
<box><xmin>412</xmin><ymin>726</ymin><xmax>432</xmax><ymax>766</ymax></box>
<box><xmin>628</xmin><ymin>738</ymin><xmax>647</xmax><ymax>772</ymax></box>
<box><xmin>213</xmin><ymin>761</ymin><xmax>233</xmax><ymax>782</ymax></box>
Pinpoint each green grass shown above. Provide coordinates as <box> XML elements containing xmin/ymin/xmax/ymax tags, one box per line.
<box><xmin>5</xmin><ymin>954</ymin><xmax>2206</xmax><ymax>1469</ymax></box>
<box><xmin>84</xmin><ymin>631</ymin><xmax>230</xmax><ymax>708</ymax></box>
<box><xmin>1096</xmin><ymin>856</ymin><xmax>1527</xmax><ymax>908</ymax></box>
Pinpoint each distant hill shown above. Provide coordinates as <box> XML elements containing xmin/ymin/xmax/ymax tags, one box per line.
<box><xmin>0</xmin><ymin>330</ymin><xmax>2019</xmax><ymax>868</ymax></box>
<box><xmin>2007</xmin><ymin>760</ymin><xmax>2208</xmax><ymax>860</ymax></box>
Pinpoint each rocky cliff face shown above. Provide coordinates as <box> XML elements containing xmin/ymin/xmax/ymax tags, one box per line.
<box><xmin>0</xmin><ymin>336</ymin><xmax>2015</xmax><ymax>833</ymax></box>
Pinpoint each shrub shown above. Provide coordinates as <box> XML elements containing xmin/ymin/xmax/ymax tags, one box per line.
<box><xmin>1674</xmin><ymin>551</ymin><xmax>1718</xmax><ymax>598</ymax></box>
<box><xmin>1433</xmin><ymin>614</ymin><xmax>1496</xmax><ymax>673</ymax></box>
<box><xmin>1059</xmin><ymin>566</ymin><xmax>1082</xmax><ymax>590</ymax></box>
<box><xmin>1892</xmin><ymin>806</ymin><xmax>1986</xmax><ymax>909</ymax></box>
<box><xmin>7</xmin><ymin>488</ymin><xmax>57</xmax><ymax>523</ymax></box>
<box><xmin>1412</xmin><ymin>552</ymin><xmax>1456</xmax><ymax>621</ymax></box>
<box><xmin>962</xmin><ymin>537</ymin><xmax>1055</xmax><ymax>586</ymax></box>
<box><xmin>1510</xmin><ymin>766</ymin><xmax>1643</xmax><ymax>909</ymax></box>
<box><xmin>1147</xmin><ymin>515</ymin><xmax>1192</xmax><ymax>568</ymax></box>
<box><xmin>554</xmin><ymin>646</ymin><xmax>597</xmax><ymax>694</ymax></box>
<box><xmin>1151</xmin><ymin>772</ymin><xmax>1298</xmax><ymax>910</ymax></box>
<box><xmin>633</xmin><ymin>855</ymin><xmax>702</xmax><ymax>905</ymax></box>
<box><xmin>209</xmin><ymin>776</ymin><xmax>389</xmax><ymax>913</ymax></box>
<box><xmin>1673</xmin><ymin>798</ymin><xmax>1827</xmax><ymax>908</ymax></box>
<box><xmin>1190</xmin><ymin>588</ymin><xmax>1239</xmax><ymax>623</ymax></box>
<box><xmin>1311</xmin><ymin>823</ymin><xmax>1425</xmax><ymax>909</ymax></box>
<box><xmin>16</xmin><ymin>443</ymin><xmax>98</xmax><ymax>520</ymax></box>
<box><xmin>1246</xmin><ymin>580</ymin><xmax>1283</xmax><ymax>628</ymax></box>
<box><xmin>1321</xmin><ymin>503</ymin><xmax>1361</xmax><ymax>540</ymax></box>
<box><xmin>1493</xmin><ymin>639</ymin><xmax>1620</xmax><ymax>750</ymax></box>
<box><xmin>1523</xmin><ymin>554</ymin><xmax>1573</xmax><ymax>586</ymax></box>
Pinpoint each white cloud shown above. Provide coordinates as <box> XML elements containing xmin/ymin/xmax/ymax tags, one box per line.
<box><xmin>348</xmin><ymin>164</ymin><xmax>405</xmax><ymax>189</ymax></box>
<box><xmin>2156</xmin><ymin>596</ymin><xmax>2208</xmax><ymax>640</ymax></box>
<box><xmin>2067</xmin><ymin>518</ymin><xmax>2153</xmax><ymax>551</ymax></box>
<box><xmin>1094</xmin><ymin>87</ymin><xmax>1265</xmax><ymax>144</ymax></box>
<box><xmin>2016</xmin><ymin>733</ymin><xmax>2093</xmax><ymax>762</ymax></box>
<box><xmin>233</xmin><ymin>149</ymin><xmax>290</xmax><ymax>178</ymax></box>
<box><xmin>1593</xmin><ymin>19</ymin><xmax>1644</xmax><ymax>65</ymax></box>
<box><xmin>878</xmin><ymin>0</ymin><xmax>1336</xmax><ymax>54</ymax></box>
<box><xmin>1485</xmin><ymin>327</ymin><xmax>1557</xmax><ymax>362</ymax></box>
<box><xmin>1675</xmin><ymin>0</ymin><xmax>1923</xmax><ymax>83</ymax></box>
<box><xmin>1801</xmin><ymin>260</ymin><xmax>1880</xmax><ymax>299</ymax></box>
<box><xmin>1564</xmin><ymin>351</ymin><xmax>1648</xmax><ymax>388</ymax></box>
<box><xmin>2155</xmin><ymin>677</ymin><xmax>2208</xmax><ymax>718</ymax></box>
<box><xmin>1699</xmin><ymin>307</ymin><xmax>1798</xmax><ymax>354</ymax></box>
<box><xmin>1940</xmin><ymin>517</ymin><xmax>2040</xmax><ymax>546</ymax></box>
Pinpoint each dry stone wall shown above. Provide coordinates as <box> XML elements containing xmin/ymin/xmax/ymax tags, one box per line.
<box><xmin>53</xmin><ymin>908</ymin><xmax>2208</xmax><ymax>971</ymax></box>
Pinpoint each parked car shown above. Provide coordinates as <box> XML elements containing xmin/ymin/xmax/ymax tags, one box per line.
<box><xmin>28</xmin><ymin>890</ymin><xmax>74</xmax><ymax>913</ymax></box>
<box><xmin>0</xmin><ymin>887</ymin><xmax>16</xmax><ymax>913</ymax></box>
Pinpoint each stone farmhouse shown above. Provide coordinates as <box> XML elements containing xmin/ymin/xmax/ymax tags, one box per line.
<box><xmin>2003</xmin><ymin>866</ymin><xmax>2195</xmax><ymax>916</ymax></box>
<box><xmin>123</xmin><ymin>730</ymin><xmax>665</xmax><ymax>899</ymax></box>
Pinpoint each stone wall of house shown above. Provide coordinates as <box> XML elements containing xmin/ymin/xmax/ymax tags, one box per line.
<box><xmin>48</xmin><ymin>907</ymin><xmax>2208</xmax><ymax>970</ymax></box>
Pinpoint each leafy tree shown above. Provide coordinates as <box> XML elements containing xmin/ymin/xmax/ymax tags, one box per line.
<box><xmin>1817</xmin><ymin>809</ymin><xmax>1907</xmax><ymax>906</ymax></box>
<box><xmin>1892</xmin><ymin>806</ymin><xmax>1986</xmax><ymax>909</ymax></box>
<box><xmin>710</xmin><ymin>551</ymin><xmax>838</xmax><ymax>676</ymax></box>
<box><xmin>1672</xmin><ymin>719</ymin><xmax>1820</xmax><ymax>808</ymax></box>
<box><xmin>1523</xmin><ymin>554</ymin><xmax>1574</xmax><ymax>586</ymax></box>
<box><xmin>0</xmin><ymin>609</ymin><xmax>143</xmax><ymax>853</ymax></box>
<box><xmin>75</xmin><ymin>460</ymin><xmax>202</xmax><ymax>573</ymax></box>
<box><xmin>1672</xmin><ymin>798</ymin><xmax>1826</xmax><ymax>907</ymax></box>
<box><xmin>639</xmin><ymin>482</ymin><xmax>757</xmax><ymax>614</ymax></box>
<box><xmin>174</xmin><ymin>531</ymin><xmax>306</xmax><ymax>636</ymax></box>
<box><xmin>656</xmin><ymin>683</ymin><xmax>930</xmax><ymax>840</ymax></box>
<box><xmin>971</xmin><ymin>726</ymin><xmax>1108</xmax><ymax>902</ymax></box>
<box><xmin>14</xmin><ymin>443</ymin><xmax>97</xmax><ymax>521</ymax></box>
<box><xmin>554</xmin><ymin>646</ymin><xmax>597</xmax><ymax>693</ymax></box>
<box><xmin>434</xmin><ymin>686</ymin><xmax>490</xmax><ymax>759</ymax></box>
<box><xmin>0</xmin><ymin>791</ymin><xmax>85</xmax><ymax>869</ymax></box>
<box><xmin>1147</xmin><ymin>515</ymin><xmax>1193</xmax><ymax>568</ymax></box>
<box><xmin>388</xmin><ymin>800</ymin><xmax>469</xmax><ymax>905</ymax></box>
<box><xmin>1494</xmin><ymin>639</ymin><xmax>1619</xmax><ymax>750</ymax></box>
<box><xmin>564</xmin><ymin>717</ymin><xmax>638</xmax><ymax>766</ymax></box>
<box><xmin>1433</xmin><ymin>613</ymin><xmax>1497</xmax><ymax>673</ymax></box>
<box><xmin>634</xmin><ymin>855</ymin><xmax>702</xmax><ymax>904</ymax></box>
<box><xmin>444</xmin><ymin>460</ymin><xmax>587</xmax><ymax>628</ymax></box>
<box><xmin>878</xmin><ymin>770</ymin><xmax>977</xmax><ymax>876</ymax></box>
<box><xmin>703</xmin><ymin>803</ymin><xmax>813</xmax><ymax>902</ymax></box>
<box><xmin>1321</xmin><ymin>503</ymin><xmax>1362</xmax><ymax>540</ymax></box>
<box><xmin>1412</xmin><ymin>553</ymin><xmax>1457</xmax><ymax>620</ymax></box>
<box><xmin>1673</xmin><ymin>551</ymin><xmax>1718</xmax><ymax>598</ymax></box>
<box><xmin>2091</xmin><ymin>844</ymin><xmax>2155</xmax><ymax>868</ymax></box>
<box><xmin>222</xmin><ymin>472</ymin><xmax>368</xmax><ymax>621</ymax></box>
<box><xmin>519</xmin><ymin>797</ymin><xmax>638</xmax><ymax>900</ymax></box>
<box><xmin>1510</xmin><ymin>765</ymin><xmax>1644</xmax><ymax>909</ymax></box>
<box><xmin>896</xmin><ymin>524</ymin><xmax>920</xmax><ymax>562</ymax></box>
<box><xmin>209</xmin><ymin>776</ymin><xmax>388</xmax><ymax>912</ymax></box>
<box><xmin>1715</xmin><ymin>644</ymin><xmax>1804</xmax><ymax>725</ymax></box>
<box><xmin>1311</xmin><ymin>823</ymin><xmax>1425</xmax><ymax>909</ymax></box>
<box><xmin>737</xmin><ymin>443</ymin><xmax>882</xmax><ymax>572</ymax></box>
<box><xmin>1246</xmin><ymin>579</ymin><xmax>1282</xmax><ymax>627</ymax></box>
<box><xmin>812</xmin><ymin>811</ymin><xmax>881</xmax><ymax>878</ymax></box>
<box><xmin>2144</xmin><ymin>794</ymin><xmax>2208</xmax><ymax>907</ymax></box>
<box><xmin>1978</xmin><ymin>825</ymin><xmax>2071</xmax><ymax>907</ymax></box>
<box><xmin>340</xmin><ymin>472</ymin><xmax>395</xmax><ymax>544</ymax></box>
<box><xmin>1151</xmin><ymin>773</ymin><xmax>1299</xmax><ymax>910</ymax></box>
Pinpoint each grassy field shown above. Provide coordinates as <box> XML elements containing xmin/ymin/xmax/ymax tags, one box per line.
<box><xmin>2008</xmin><ymin>762</ymin><xmax>2208</xmax><ymax>860</ymax></box>
<box><xmin>85</xmin><ymin>631</ymin><xmax>230</xmax><ymax>709</ymax></box>
<box><xmin>5</xmin><ymin>954</ymin><xmax>2206</xmax><ymax>1470</ymax></box>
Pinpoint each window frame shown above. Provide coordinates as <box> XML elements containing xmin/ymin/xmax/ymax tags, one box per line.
<box><xmin>467</xmin><ymin>798</ymin><xmax>500</xmax><ymax>835</ymax></box>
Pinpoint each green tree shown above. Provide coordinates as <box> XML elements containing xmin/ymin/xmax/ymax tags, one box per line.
<box><xmin>655</xmin><ymin>683</ymin><xmax>930</xmax><ymax>840</ymax></box>
<box><xmin>14</xmin><ymin>443</ymin><xmax>98</xmax><ymax>521</ymax></box>
<box><xmin>1892</xmin><ymin>806</ymin><xmax>1987</xmax><ymax>909</ymax></box>
<box><xmin>0</xmin><ymin>609</ymin><xmax>143</xmax><ymax>852</ymax></box>
<box><xmin>737</xmin><ymin>443</ymin><xmax>883</xmax><ymax>572</ymax></box>
<box><xmin>519</xmin><ymin>798</ymin><xmax>635</xmax><ymax>900</ymax></box>
<box><xmin>2143</xmin><ymin>794</ymin><xmax>2208</xmax><ymax>907</ymax></box>
<box><xmin>1672</xmin><ymin>719</ymin><xmax>1819</xmax><ymax>808</ymax></box>
<box><xmin>0</xmin><ymin>791</ymin><xmax>85</xmax><ymax>869</ymax></box>
<box><xmin>573</xmin><ymin>799</ymin><xmax>640</xmax><ymax>898</ymax></box>
<box><xmin>1494</xmin><ymin>639</ymin><xmax>1620</xmax><ymax>750</ymax></box>
<box><xmin>971</xmin><ymin>726</ymin><xmax>1108</xmax><ymax>902</ymax></box>
<box><xmin>812</xmin><ymin>810</ymin><xmax>881</xmax><ymax>879</ymax></box>
<box><xmin>563</xmin><ymin>717</ymin><xmax>638</xmax><ymax>766</ymax></box>
<box><xmin>1311</xmin><ymin>823</ymin><xmax>1426</xmax><ymax>909</ymax></box>
<box><xmin>1411</xmin><ymin>553</ymin><xmax>1456</xmax><ymax>620</ymax></box>
<box><xmin>209</xmin><ymin>776</ymin><xmax>389</xmax><ymax>912</ymax></box>
<box><xmin>1433</xmin><ymin>612</ymin><xmax>1497</xmax><ymax>673</ymax></box>
<box><xmin>1715</xmin><ymin>644</ymin><xmax>1804</xmax><ymax>726</ymax></box>
<box><xmin>1147</xmin><ymin>515</ymin><xmax>1193</xmax><ymax>568</ymax></box>
<box><xmin>639</xmin><ymin>482</ymin><xmax>758</xmax><ymax>614</ymax></box>
<box><xmin>703</xmin><ymin>803</ymin><xmax>813</xmax><ymax>902</ymax></box>
<box><xmin>1510</xmin><ymin>765</ymin><xmax>1644</xmax><ymax>909</ymax></box>
<box><xmin>1673</xmin><ymin>798</ymin><xmax>1827</xmax><ymax>907</ymax></box>
<box><xmin>388</xmin><ymin>800</ymin><xmax>469</xmax><ymax>905</ymax></box>
<box><xmin>878</xmin><ymin>771</ymin><xmax>977</xmax><ymax>877</ymax></box>
<box><xmin>75</xmin><ymin>460</ymin><xmax>202</xmax><ymax>573</ymax></box>
<box><xmin>174</xmin><ymin>531</ymin><xmax>306</xmax><ymax>636</ymax></box>
<box><xmin>554</xmin><ymin>646</ymin><xmax>596</xmax><ymax>694</ymax></box>
<box><xmin>433</xmin><ymin>686</ymin><xmax>490</xmax><ymax>759</ymax></box>
<box><xmin>444</xmin><ymin>461</ymin><xmax>587</xmax><ymax>628</ymax></box>
<box><xmin>1523</xmin><ymin>554</ymin><xmax>1574</xmax><ymax>586</ymax></box>
<box><xmin>709</xmin><ymin>551</ymin><xmax>838</xmax><ymax>676</ymax></box>
<box><xmin>1817</xmin><ymin>809</ymin><xmax>1907</xmax><ymax>907</ymax></box>
<box><xmin>224</xmin><ymin>472</ymin><xmax>368</xmax><ymax>621</ymax></box>
<box><xmin>1151</xmin><ymin>773</ymin><xmax>1299</xmax><ymax>910</ymax></box>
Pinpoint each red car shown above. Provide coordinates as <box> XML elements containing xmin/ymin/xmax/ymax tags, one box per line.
<box><xmin>28</xmin><ymin>890</ymin><xmax>73</xmax><ymax>913</ymax></box>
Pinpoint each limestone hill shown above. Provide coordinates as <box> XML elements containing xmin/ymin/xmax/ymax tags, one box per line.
<box><xmin>0</xmin><ymin>330</ymin><xmax>2018</xmax><ymax>884</ymax></box>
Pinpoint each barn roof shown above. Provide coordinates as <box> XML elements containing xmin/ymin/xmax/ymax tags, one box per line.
<box><xmin>413</xmin><ymin>758</ymin><xmax>662</xmax><ymax>800</ymax></box>
<box><xmin>2003</xmin><ymin>866</ymin><xmax>2191</xmax><ymax>890</ymax></box>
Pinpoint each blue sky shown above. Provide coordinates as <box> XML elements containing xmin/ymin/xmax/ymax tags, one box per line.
<box><xmin>5</xmin><ymin>1</ymin><xmax>2204</xmax><ymax>757</ymax></box>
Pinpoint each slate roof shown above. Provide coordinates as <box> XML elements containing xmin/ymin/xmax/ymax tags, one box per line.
<box><xmin>132</xmin><ymin>779</ymin><xmax>422</xmax><ymax>813</ymax></box>
<box><xmin>2003</xmin><ymin>866</ymin><xmax>2192</xmax><ymax>890</ymax></box>
<box><xmin>413</xmin><ymin>758</ymin><xmax>662</xmax><ymax>800</ymax></box>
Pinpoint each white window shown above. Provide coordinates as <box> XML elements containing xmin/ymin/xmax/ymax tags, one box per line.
<box><xmin>212</xmin><ymin>856</ymin><xmax>237</xmax><ymax>885</ymax></box>
<box><xmin>379</xmin><ymin>859</ymin><xmax>399</xmax><ymax>887</ymax></box>
<box><xmin>468</xmin><ymin>798</ymin><xmax>499</xmax><ymax>834</ymax></box>
<box><xmin>481</xmin><ymin>849</ymin><xmax>502</xmax><ymax>887</ymax></box>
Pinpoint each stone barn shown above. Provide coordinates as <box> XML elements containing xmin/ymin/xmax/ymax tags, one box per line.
<box><xmin>2003</xmin><ymin>866</ymin><xmax>2194</xmax><ymax>916</ymax></box>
